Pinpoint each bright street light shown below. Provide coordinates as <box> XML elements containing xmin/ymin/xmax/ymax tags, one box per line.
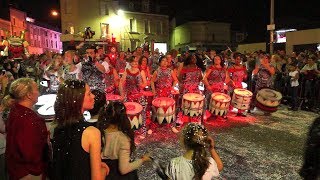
<box><xmin>51</xmin><ymin>10</ymin><xmax>59</xmax><ymax>17</ymax></box>
<box><xmin>117</xmin><ymin>9</ymin><xmax>124</xmax><ymax>16</ymax></box>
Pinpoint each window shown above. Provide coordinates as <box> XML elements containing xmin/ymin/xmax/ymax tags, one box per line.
<box><xmin>99</xmin><ymin>0</ymin><xmax>109</xmax><ymax>15</ymax></box>
<box><xmin>51</xmin><ymin>40</ymin><xmax>53</xmax><ymax>48</ymax></box>
<box><xmin>100</xmin><ymin>23</ymin><xmax>109</xmax><ymax>38</ymax></box>
<box><xmin>56</xmin><ymin>41</ymin><xmax>58</xmax><ymax>49</ymax></box>
<box><xmin>144</xmin><ymin>20</ymin><xmax>150</xmax><ymax>33</ymax></box>
<box><xmin>142</xmin><ymin>0</ymin><xmax>150</xmax><ymax>12</ymax></box>
<box><xmin>54</xmin><ymin>34</ymin><xmax>57</xmax><ymax>39</ymax></box>
<box><xmin>45</xmin><ymin>31</ymin><xmax>48</xmax><ymax>37</ymax></box>
<box><xmin>129</xmin><ymin>2</ymin><xmax>134</xmax><ymax>10</ymax></box>
<box><xmin>130</xmin><ymin>18</ymin><xmax>137</xmax><ymax>32</ymax></box>
<box><xmin>38</xmin><ymin>40</ymin><xmax>40</xmax><ymax>47</ymax></box>
<box><xmin>70</xmin><ymin>26</ymin><xmax>74</xmax><ymax>34</ymax></box>
<box><xmin>23</xmin><ymin>21</ymin><xmax>25</xmax><ymax>27</ymax></box>
<box><xmin>212</xmin><ymin>33</ymin><xmax>215</xmax><ymax>41</ymax></box>
<box><xmin>46</xmin><ymin>40</ymin><xmax>48</xmax><ymax>47</ymax></box>
<box><xmin>34</xmin><ymin>40</ymin><xmax>36</xmax><ymax>46</ymax></box>
<box><xmin>156</xmin><ymin>21</ymin><xmax>162</xmax><ymax>35</ymax></box>
<box><xmin>13</xmin><ymin>18</ymin><xmax>15</xmax><ymax>25</ymax></box>
<box><xmin>65</xmin><ymin>0</ymin><xmax>72</xmax><ymax>14</ymax></box>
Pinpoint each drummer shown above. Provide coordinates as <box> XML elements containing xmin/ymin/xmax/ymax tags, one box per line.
<box><xmin>179</xmin><ymin>54</ymin><xmax>203</xmax><ymax>95</ymax></box>
<box><xmin>119</xmin><ymin>56</ymin><xmax>149</xmax><ymax>137</ymax></box>
<box><xmin>150</xmin><ymin>56</ymin><xmax>179</xmax><ymax>133</ymax></box>
<box><xmin>227</xmin><ymin>53</ymin><xmax>248</xmax><ymax>116</ymax></box>
<box><xmin>250</xmin><ymin>53</ymin><xmax>275</xmax><ymax>113</ymax></box>
<box><xmin>203</xmin><ymin>55</ymin><xmax>230</xmax><ymax>119</ymax></box>
<box><xmin>151</xmin><ymin>56</ymin><xmax>178</xmax><ymax>98</ymax></box>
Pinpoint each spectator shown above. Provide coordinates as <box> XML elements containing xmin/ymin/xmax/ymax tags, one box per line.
<box><xmin>166</xmin><ymin>123</ymin><xmax>223</xmax><ymax>180</ymax></box>
<box><xmin>97</xmin><ymin>101</ymin><xmax>151</xmax><ymax>179</ymax></box>
<box><xmin>4</xmin><ymin>78</ymin><xmax>48</xmax><ymax>179</ymax></box>
<box><xmin>51</xmin><ymin>79</ymin><xmax>109</xmax><ymax>179</ymax></box>
<box><xmin>288</xmin><ymin>63</ymin><xmax>300</xmax><ymax>111</ymax></box>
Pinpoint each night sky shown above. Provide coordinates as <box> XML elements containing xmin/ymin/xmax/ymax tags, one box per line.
<box><xmin>5</xmin><ymin>0</ymin><xmax>320</xmax><ymax>42</ymax></box>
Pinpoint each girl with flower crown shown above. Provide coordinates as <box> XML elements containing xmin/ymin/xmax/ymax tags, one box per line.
<box><xmin>166</xmin><ymin>123</ymin><xmax>223</xmax><ymax>180</ymax></box>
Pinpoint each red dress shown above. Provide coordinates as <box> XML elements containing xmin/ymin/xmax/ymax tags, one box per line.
<box><xmin>180</xmin><ymin>66</ymin><xmax>202</xmax><ymax>94</ymax></box>
<box><xmin>155</xmin><ymin>68</ymin><xmax>173</xmax><ymax>98</ymax></box>
<box><xmin>205</xmin><ymin>66</ymin><xmax>226</xmax><ymax>95</ymax></box>
<box><xmin>228</xmin><ymin>65</ymin><xmax>247</xmax><ymax>91</ymax></box>
<box><xmin>6</xmin><ymin>103</ymin><xmax>48</xmax><ymax>179</ymax></box>
<box><xmin>124</xmin><ymin>69</ymin><xmax>143</xmax><ymax>102</ymax></box>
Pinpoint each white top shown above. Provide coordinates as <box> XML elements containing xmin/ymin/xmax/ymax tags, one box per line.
<box><xmin>166</xmin><ymin>156</ymin><xmax>219</xmax><ymax>180</ymax></box>
<box><xmin>102</xmin><ymin>61</ymin><xmax>110</xmax><ymax>73</ymax></box>
<box><xmin>102</xmin><ymin>131</ymin><xmax>143</xmax><ymax>174</ymax></box>
<box><xmin>289</xmin><ymin>70</ymin><xmax>299</xmax><ymax>87</ymax></box>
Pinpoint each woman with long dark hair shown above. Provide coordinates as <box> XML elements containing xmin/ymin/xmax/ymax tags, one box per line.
<box><xmin>51</xmin><ymin>79</ymin><xmax>109</xmax><ymax>179</ymax></box>
<box><xmin>97</xmin><ymin>101</ymin><xmax>151</xmax><ymax>179</ymax></box>
<box><xmin>166</xmin><ymin>123</ymin><xmax>223</xmax><ymax>180</ymax></box>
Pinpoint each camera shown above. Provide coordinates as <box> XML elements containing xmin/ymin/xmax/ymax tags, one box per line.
<box><xmin>1</xmin><ymin>70</ymin><xmax>6</xmax><ymax>75</ymax></box>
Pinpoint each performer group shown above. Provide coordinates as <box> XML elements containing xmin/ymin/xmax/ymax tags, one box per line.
<box><xmin>28</xmin><ymin>43</ymin><xmax>284</xmax><ymax>136</ymax></box>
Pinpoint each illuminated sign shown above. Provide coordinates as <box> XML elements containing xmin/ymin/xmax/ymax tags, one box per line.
<box><xmin>275</xmin><ymin>29</ymin><xmax>297</xmax><ymax>43</ymax></box>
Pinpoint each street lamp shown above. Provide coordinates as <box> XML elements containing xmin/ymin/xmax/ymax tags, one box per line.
<box><xmin>51</xmin><ymin>10</ymin><xmax>59</xmax><ymax>17</ymax></box>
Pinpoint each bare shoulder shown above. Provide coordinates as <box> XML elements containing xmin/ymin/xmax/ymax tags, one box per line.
<box><xmin>83</xmin><ymin>126</ymin><xmax>100</xmax><ymax>138</ymax></box>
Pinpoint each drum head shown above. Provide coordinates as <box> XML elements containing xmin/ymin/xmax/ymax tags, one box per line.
<box><xmin>211</xmin><ymin>93</ymin><xmax>231</xmax><ymax>102</ymax></box>
<box><xmin>257</xmin><ymin>88</ymin><xmax>282</xmax><ymax>101</ymax></box>
<box><xmin>234</xmin><ymin>89</ymin><xmax>253</xmax><ymax>97</ymax></box>
<box><xmin>152</xmin><ymin>97</ymin><xmax>175</xmax><ymax>107</ymax></box>
<box><xmin>124</xmin><ymin>102</ymin><xmax>143</xmax><ymax>115</ymax></box>
<box><xmin>106</xmin><ymin>94</ymin><xmax>123</xmax><ymax>101</ymax></box>
<box><xmin>183</xmin><ymin>93</ymin><xmax>204</xmax><ymax>101</ymax></box>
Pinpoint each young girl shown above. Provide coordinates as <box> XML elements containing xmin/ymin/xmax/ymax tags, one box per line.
<box><xmin>288</xmin><ymin>63</ymin><xmax>299</xmax><ymax>111</ymax></box>
<box><xmin>139</xmin><ymin>56</ymin><xmax>152</xmax><ymax>87</ymax></box>
<box><xmin>166</xmin><ymin>123</ymin><xmax>223</xmax><ymax>180</ymax></box>
<box><xmin>97</xmin><ymin>102</ymin><xmax>151</xmax><ymax>179</ymax></box>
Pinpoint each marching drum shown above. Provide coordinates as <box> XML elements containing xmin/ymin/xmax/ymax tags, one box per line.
<box><xmin>182</xmin><ymin>93</ymin><xmax>204</xmax><ymax>117</ymax></box>
<box><xmin>231</xmin><ymin>88</ymin><xmax>253</xmax><ymax>110</ymax></box>
<box><xmin>152</xmin><ymin>97</ymin><xmax>176</xmax><ymax>125</ymax></box>
<box><xmin>124</xmin><ymin>102</ymin><xmax>143</xmax><ymax>129</ymax></box>
<box><xmin>256</xmin><ymin>88</ymin><xmax>282</xmax><ymax>112</ymax></box>
<box><xmin>106</xmin><ymin>94</ymin><xmax>123</xmax><ymax>103</ymax></box>
<box><xmin>209</xmin><ymin>93</ymin><xmax>231</xmax><ymax>116</ymax></box>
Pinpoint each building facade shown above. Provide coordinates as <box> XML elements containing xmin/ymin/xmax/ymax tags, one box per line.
<box><xmin>0</xmin><ymin>7</ymin><xmax>62</xmax><ymax>55</ymax></box>
<box><xmin>0</xmin><ymin>18</ymin><xmax>10</xmax><ymax>41</ymax></box>
<box><xmin>170</xmin><ymin>21</ymin><xmax>231</xmax><ymax>52</ymax></box>
<box><xmin>60</xmin><ymin>0</ymin><xmax>169</xmax><ymax>52</ymax></box>
<box><xmin>26</xmin><ymin>20</ymin><xmax>62</xmax><ymax>54</ymax></box>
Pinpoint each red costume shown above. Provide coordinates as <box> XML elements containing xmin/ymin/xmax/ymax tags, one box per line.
<box><xmin>180</xmin><ymin>66</ymin><xmax>202</xmax><ymax>94</ymax></box>
<box><xmin>155</xmin><ymin>68</ymin><xmax>173</xmax><ymax>98</ymax></box>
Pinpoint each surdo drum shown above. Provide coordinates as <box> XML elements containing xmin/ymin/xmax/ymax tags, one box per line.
<box><xmin>231</xmin><ymin>89</ymin><xmax>253</xmax><ymax>110</ymax></box>
<box><xmin>152</xmin><ymin>97</ymin><xmax>176</xmax><ymax>124</ymax></box>
<box><xmin>106</xmin><ymin>94</ymin><xmax>123</xmax><ymax>104</ymax></box>
<box><xmin>209</xmin><ymin>93</ymin><xmax>231</xmax><ymax>116</ymax></box>
<box><xmin>256</xmin><ymin>88</ymin><xmax>282</xmax><ymax>112</ymax></box>
<box><xmin>124</xmin><ymin>102</ymin><xmax>143</xmax><ymax>129</ymax></box>
<box><xmin>182</xmin><ymin>93</ymin><xmax>204</xmax><ymax>117</ymax></box>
